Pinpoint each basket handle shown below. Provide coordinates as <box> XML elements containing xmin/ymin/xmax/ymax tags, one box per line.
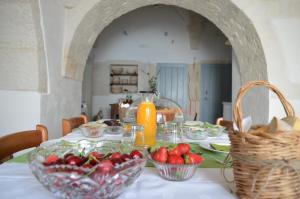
<box><xmin>233</xmin><ymin>80</ymin><xmax>295</xmax><ymax>132</ymax></box>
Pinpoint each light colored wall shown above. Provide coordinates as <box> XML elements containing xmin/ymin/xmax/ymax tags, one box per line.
<box><xmin>63</xmin><ymin>0</ymin><xmax>269</xmax><ymax>124</ymax></box>
<box><xmin>0</xmin><ymin>90</ymin><xmax>40</xmax><ymax>135</ymax></box>
<box><xmin>91</xmin><ymin>60</ymin><xmax>156</xmax><ymax>118</ymax></box>
<box><xmin>231</xmin><ymin>0</ymin><xmax>300</xmax><ymax>119</ymax></box>
<box><xmin>0</xmin><ymin>0</ymin><xmax>47</xmax><ymax>92</ymax></box>
<box><xmin>87</xmin><ymin>6</ymin><xmax>231</xmax><ymax>118</ymax></box>
<box><xmin>92</xmin><ymin>6</ymin><xmax>231</xmax><ymax>63</ymax></box>
<box><xmin>39</xmin><ymin>0</ymin><xmax>81</xmax><ymax>139</ymax></box>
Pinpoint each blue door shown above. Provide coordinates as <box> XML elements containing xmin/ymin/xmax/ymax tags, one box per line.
<box><xmin>200</xmin><ymin>64</ymin><xmax>232</xmax><ymax>123</ymax></box>
<box><xmin>156</xmin><ymin>63</ymin><xmax>188</xmax><ymax>112</ymax></box>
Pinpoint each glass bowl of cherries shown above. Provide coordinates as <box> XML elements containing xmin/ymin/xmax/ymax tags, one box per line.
<box><xmin>28</xmin><ymin>140</ymin><xmax>146</xmax><ymax>199</ymax></box>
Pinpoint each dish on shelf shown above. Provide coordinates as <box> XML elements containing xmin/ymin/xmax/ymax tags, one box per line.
<box><xmin>126</xmin><ymin>68</ymin><xmax>137</xmax><ymax>75</ymax></box>
<box><xmin>120</xmin><ymin>79</ymin><xmax>128</xmax><ymax>84</ymax></box>
<box><xmin>111</xmin><ymin>68</ymin><xmax>123</xmax><ymax>75</ymax></box>
<box><xmin>112</xmin><ymin>76</ymin><xmax>120</xmax><ymax>84</ymax></box>
<box><xmin>129</xmin><ymin>76</ymin><xmax>138</xmax><ymax>84</ymax></box>
<box><xmin>111</xmin><ymin>86</ymin><xmax>122</xmax><ymax>93</ymax></box>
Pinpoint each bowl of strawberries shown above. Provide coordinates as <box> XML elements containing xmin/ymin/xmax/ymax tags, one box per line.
<box><xmin>148</xmin><ymin>143</ymin><xmax>204</xmax><ymax>181</ymax></box>
<box><xmin>28</xmin><ymin>140</ymin><xmax>146</xmax><ymax>199</ymax></box>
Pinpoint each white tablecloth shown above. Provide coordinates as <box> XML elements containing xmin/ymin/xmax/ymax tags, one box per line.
<box><xmin>0</xmin><ymin>129</ymin><xmax>237</xmax><ymax>199</ymax></box>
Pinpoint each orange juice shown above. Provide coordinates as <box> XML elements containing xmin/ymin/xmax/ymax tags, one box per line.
<box><xmin>136</xmin><ymin>100</ymin><xmax>157</xmax><ymax>147</ymax></box>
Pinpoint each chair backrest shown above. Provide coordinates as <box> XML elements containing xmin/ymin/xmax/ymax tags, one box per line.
<box><xmin>0</xmin><ymin>125</ymin><xmax>48</xmax><ymax>163</ymax></box>
<box><xmin>216</xmin><ymin>117</ymin><xmax>233</xmax><ymax>132</ymax></box>
<box><xmin>62</xmin><ymin>114</ymin><xmax>88</xmax><ymax>136</ymax></box>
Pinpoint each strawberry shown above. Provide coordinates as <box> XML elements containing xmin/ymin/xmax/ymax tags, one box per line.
<box><xmin>168</xmin><ymin>146</ymin><xmax>181</xmax><ymax>156</ymax></box>
<box><xmin>152</xmin><ymin>147</ymin><xmax>168</xmax><ymax>163</ymax></box>
<box><xmin>44</xmin><ymin>154</ymin><xmax>59</xmax><ymax>165</ymax></box>
<box><xmin>167</xmin><ymin>155</ymin><xmax>184</xmax><ymax>164</ymax></box>
<box><xmin>184</xmin><ymin>153</ymin><xmax>203</xmax><ymax>164</ymax></box>
<box><xmin>177</xmin><ymin>143</ymin><xmax>190</xmax><ymax>155</ymax></box>
<box><xmin>130</xmin><ymin>150</ymin><xmax>143</xmax><ymax>159</ymax></box>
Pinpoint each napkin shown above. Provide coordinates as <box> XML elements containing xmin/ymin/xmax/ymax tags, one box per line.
<box><xmin>233</xmin><ymin>116</ymin><xmax>252</xmax><ymax>132</ymax></box>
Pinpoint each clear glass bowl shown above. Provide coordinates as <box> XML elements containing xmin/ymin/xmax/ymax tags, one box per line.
<box><xmin>104</xmin><ymin>126</ymin><xmax>124</xmax><ymax>135</ymax></box>
<box><xmin>147</xmin><ymin>154</ymin><xmax>201</xmax><ymax>181</ymax></box>
<box><xmin>28</xmin><ymin>140</ymin><xmax>146</xmax><ymax>199</ymax></box>
<box><xmin>184</xmin><ymin>127</ymin><xmax>208</xmax><ymax>140</ymax></box>
<box><xmin>79</xmin><ymin>123</ymin><xmax>107</xmax><ymax>138</ymax></box>
<box><xmin>206</xmin><ymin>126</ymin><xmax>226</xmax><ymax>137</ymax></box>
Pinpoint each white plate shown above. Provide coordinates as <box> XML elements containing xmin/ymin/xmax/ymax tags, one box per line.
<box><xmin>198</xmin><ymin>141</ymin><xmax>230</xmax><ymax>154</ymax></box>
<box><xmin>183</xmin><ymin>121</ymin><xmax>203</xmax><ymax>126</ymax></box>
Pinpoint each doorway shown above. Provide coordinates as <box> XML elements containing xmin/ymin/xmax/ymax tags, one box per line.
<box><xmin>200</xmin><ymin>64</ymin><xmax>232</xmax><ymax>123</ymax></box>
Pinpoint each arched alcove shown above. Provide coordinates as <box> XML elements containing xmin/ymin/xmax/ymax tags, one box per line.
<box><xmin>63</xmin><ymin>0</ymin><xmax>268</xmax><ymax>123</ymax></box>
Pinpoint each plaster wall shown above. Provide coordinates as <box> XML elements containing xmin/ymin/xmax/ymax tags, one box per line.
<box><xmin>92</xmin><ymin>6</ymin><xmax>231</xmax><ymax>63</ymax></box>
<box><xmin>39</xmin><ymin>0</ymin><xmax>81</xmax><ymax>139</ymax></box>
<box><xmin>81</xmin><ymin>60</ymin><xmax>93</xmax><ymax>119</ymax></box>
<box><xmin>0</xmin><ymin>0</ymin><xmax>47</xmax><ymax>92</ymax></box>
<box><xmin>63</xmin><ymin>0</ymin><xmax>269</xmax><ymax>124</ymax></box>
<box><xmin>91</xmin><ymin>61</ymin><xmax>155</xmax><ymax>119</ymax></box>
<box><xmin>0</xmin><ymin>90</ymin><xmax>40</xmax><ymax>136</ymax></box>
<box><xmin>231</xmin><ymin>0</ymin><xmax>300</xmax><ymax>119</ymax></box>
<box><xmin>88</xmin><ymin>6</ymin><xmax>231</xmax><ymax>119</ymax></box>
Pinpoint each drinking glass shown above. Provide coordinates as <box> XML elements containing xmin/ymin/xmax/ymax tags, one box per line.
<box><xmin>163</xmin><ymin>122</ymin><xmax>182</xmax><ymax>143</ymax></box>
<box><xmin>122</xmin><ymin>124</ymin><xmax>145</xmax><ymax>148</ymax></box>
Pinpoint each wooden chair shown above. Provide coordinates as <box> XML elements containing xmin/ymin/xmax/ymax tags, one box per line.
<box><xmin>62</xmin><ymin>114</ymin><xmax>88</xmax><ymax>136</ymax></box>
<box><xmin>216</xmin><ymin>117</ymin><xmax>233</xmax><ymax>132</ymax></box>
<box><xmin>0</xmin><ymin>125</ymin><xmax>48</xmax><ymax>163</ymax></box>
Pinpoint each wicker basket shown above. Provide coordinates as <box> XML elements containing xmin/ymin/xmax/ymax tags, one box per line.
<box><xmin>229</xmin><ymin>81</ymin><xmax>300</xmax><ymax>199</ymax></box>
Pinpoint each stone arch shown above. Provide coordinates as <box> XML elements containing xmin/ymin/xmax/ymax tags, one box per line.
<box><xmin>64</xmin><ymin>0</ymin><xmax>268</xmax><ymax>123</ymax></box>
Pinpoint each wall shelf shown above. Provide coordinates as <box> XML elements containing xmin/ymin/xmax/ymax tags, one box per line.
<box><xmin>110</xmin><ymin>64</ymin><xmax>138</xmax><ymax>94</ymax></box>
<box><xmin>110</xmin><ymin>74</ymin><xmax>138</xmax><ymax>76</ymax></box>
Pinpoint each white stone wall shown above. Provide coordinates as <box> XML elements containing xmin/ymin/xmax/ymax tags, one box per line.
<box><xmin>0</xmin><ymin>90</ymin><xmax>40</xmax><ymax>135</ymax></box>
<box><xmin>39</xmin><ymin>0</ymin><xmax>81</xmax><ymax>139</ymax></box>
<box><xmin>0</xmin><ymin>0</ymin><xmax>47</xmax><ymax>92</ymax></box>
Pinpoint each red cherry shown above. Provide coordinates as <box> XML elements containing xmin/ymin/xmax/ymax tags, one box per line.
<box><xmin>110</xmin><ymin>152</ymin><xmax>122</xmax><ymax>159</ymax></box>
<box><xmin>111</xmin><ymin>158</ymin><xmax>123</xmax><ymax>166</ymax></box>
<box><xmin>89</xmin><ymin>151</ymin><xmax>104</xmax><ymax>160</ymax></box>
<box><xmin>130</xmin><ymin>150</ymin><xmax>143</xmax><ymax>159</ymax></box>
<box><xmin>64</xmin><ymin>153</ymin><xmax>74</xmax><ymax>159</ymax></box>
<box><xmin>96</xmin><ymin>160</ymin><xmax>113</xmax><ymax>173</ymax></box>
<box><xmin>82</xmin><ymin>164</ymin><xmax>93</xmax><ymax>169</ymax></box>
<box><xmin>65</xmin><ymin>155</ymin><xmax>82</xmax><ymax>166</ymax></box>
<box><xmin>120</xmin><ymin>154</ymin><xmax>132</xmax><ymax>162</ymax></box>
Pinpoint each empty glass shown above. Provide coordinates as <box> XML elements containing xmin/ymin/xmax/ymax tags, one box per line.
<box><xmin>162</xmin><ymin>122</ymin><xmax>183</xmax><ymax>143</ymax></box>
<box><xmin>122</xmin><ymin>124</ymin><xmax>145</xmax><ymax>148</ymax></box>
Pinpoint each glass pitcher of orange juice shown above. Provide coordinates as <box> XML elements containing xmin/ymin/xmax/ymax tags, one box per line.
<box><xmin>136</xmin><ymin>92</ymin><xmax>157</xmax><ymax>147</ymax></box>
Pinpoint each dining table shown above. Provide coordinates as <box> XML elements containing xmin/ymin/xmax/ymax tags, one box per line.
<box><xmin>0</xmin><ymin>126</ymin><xmax>237</xmax><ymax>199</ymax></box>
